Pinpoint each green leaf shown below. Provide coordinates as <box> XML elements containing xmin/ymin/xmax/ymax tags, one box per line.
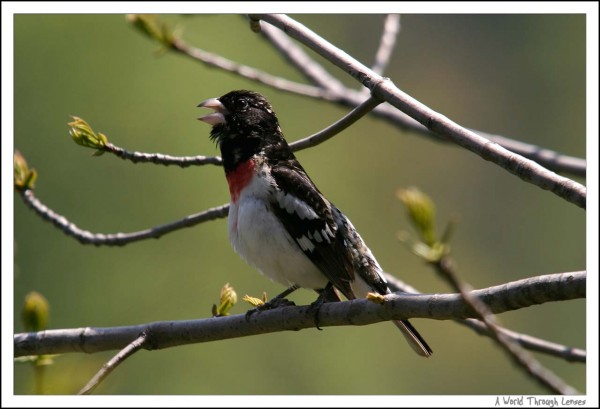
<box><xmin>397</xmin><ymin>187</ymin><xmax>437</xmax><ymax>246</ymax></box>
<box><xmin>127</xmin><ymin>14</ymin><xmax>176</xmax><ymax>48</ymax></box>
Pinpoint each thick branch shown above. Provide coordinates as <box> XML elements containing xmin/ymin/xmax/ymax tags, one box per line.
<box><xmin>336</xmin><ymin>93</ymin><xmax>587</xmax><ymax>177</ymax></box>
<box><xmin>252</xmin><ymin>14</ymin><xmax>586</xmax><ymax>208</ymax></box>
<box><xmin>14</xmin><ymin>272</ymin><xmax>585</xmax><ymax>357</ymax></box>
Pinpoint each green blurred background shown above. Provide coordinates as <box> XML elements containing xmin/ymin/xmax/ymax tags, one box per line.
<box><xmin>13</xmin><ymin>14</ymin><xmax>586</xmax><ymax>395</ymax></box>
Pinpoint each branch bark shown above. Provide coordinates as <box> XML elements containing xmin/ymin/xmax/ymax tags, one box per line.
<box><xmin>14</xmin><ymin>271</ymin><xmax>585</xmax><ymax>358</ymax></box>
<box><xmin>18</xmin><ymin>188</ymin><xmax>229</xmax><ymax>246</ymax></box>
<box><xmin>382</xmin><ymin>271</ymin><xmax>586</xmax><ymax>363</ymax></box>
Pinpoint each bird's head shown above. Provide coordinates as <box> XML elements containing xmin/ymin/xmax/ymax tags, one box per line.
<box><xmin>198</xmin><ymin>90</ymin><xmax>291</xmax><ymax>169</ymax></box>
<box><xmin>198</xmin><ymin>90</ymin><xmax>282</xmax><ymax>145</ymax></box>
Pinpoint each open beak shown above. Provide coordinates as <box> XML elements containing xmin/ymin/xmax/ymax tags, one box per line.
<box><xmin>197</xmin><ymin>98</ymin><xmax>227</xmax><ymax>126</ymax></box>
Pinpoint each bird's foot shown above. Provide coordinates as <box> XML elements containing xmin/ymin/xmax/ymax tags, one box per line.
<box><xmin>307</xmin><ymin>283</ymin><xmax>336</xmax><ymax>330</ymax></box>
<box><xmin>245</xmin><ymin>297</ymin><xmax>296</xmax><ymax>320</ymax></box>
<box><xmin>245</xmin><ymin>285</ymin><xmax>299</xmax><ymax>321</ymax></box>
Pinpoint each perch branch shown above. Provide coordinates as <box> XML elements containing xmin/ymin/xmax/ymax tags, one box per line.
<box><xmin>14</xmin><ymin>271</ymin><xmax>585</xmax><ymax>358</ymax></box>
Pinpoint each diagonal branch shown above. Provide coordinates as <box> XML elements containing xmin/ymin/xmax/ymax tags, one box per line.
<box><xmin>333</xmin><ymin>93</ymin><xmax>587</xmax><ymax>177</ymax></box>
<box><xmin>251</xmin><ymin>14</ymin><xmax>586</xmax><ymax>208</ymax></box>
<box><xmin>460</xmin><ymin>318</ymin><xmax>586</xmax><ymax>363</ymax></box>
<box><xmin>14</xmin><ymin>272</ymin><xmax>585</xmax><ymax>358</ymax></box>
<box><xmin>78</xmin><ymin>331</ymin><xmax>149</xmax><ymax>395</ymax></box>
<box><xmin>258</xmin><ymin>20</ymin><xmax>347</xmax><ymax>94</ymax></box>
<box><xmin>431</xmin><ymin>256</ymin><xmax>578</xmax><ymax>394</ymax></box>
<box><xmin>382</xmin><ymin>271</ymin><xmax>586</xmax><ymax>363</ymax></box>
<box><xmin>289</xmin><ymin>95</ymin><xmax>382</xmax><ymax>151</ymax></box>
<box><xmin>171</xmin><ymin>37</ymin><xmax>329</xmax><ymax>99</ymax></box>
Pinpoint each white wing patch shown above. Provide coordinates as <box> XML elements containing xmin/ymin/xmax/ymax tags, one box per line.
<box><xmin>296</xmin><ymin>235</ymin><xmax>316</xmax><ymax>252</ymax></box>
<box><xmin>323</xmin><ymin>223</ymin><xmax>335</xmax><ymax>240</ymax></box>
<box><xmin>275</xmin><ymin>191</ymin><xmax>319</xmax><ymax>220</ymax></box>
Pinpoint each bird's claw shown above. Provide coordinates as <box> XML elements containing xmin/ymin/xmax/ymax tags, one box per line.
<box><xmin>307</xmin><ymin>298</ymin><xmax>326</xmax><ymax>330</ymax></box>
<box><xmin>245</xmin><ymin>297</ymin><xmax>296</xmax><ymax>321</ymax></box>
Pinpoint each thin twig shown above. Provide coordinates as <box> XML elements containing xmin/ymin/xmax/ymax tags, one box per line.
<box><xmin>382</xmin><ymin>271</ymin><xmax>586</xmax><ymax>363</ymax></box>
<box><xmin>104</xmin><ymin>142</ymin><xmax>222</xmax><ymax>167</ymax></box>
<box><xmin>171</xmin><ymin>37</ymin><xmax>330</xmax><ymax>99</ymax></box>
<box><xmin>289</xmin><ymin>95</ymin><xmax>382</xmax><ymax>151</ymax></box>
<box><xmin>252</xmin><ymin>14</ymin><xmax>587</xmax><ymax>208</ymax></box>
<box><xmin>258</xmin><ymin>21</ymin><xmax>347</xmax><ymax>94</ymax></box>
<box><xmin>19</xmin><ymin>188</ymin><xmax>229</xmax><ymax>246</ymax></box>
<box><xmin>79</xmin><ymin>331</ymin><xmax>149</xmax><ymax>395</ymax></box>
<box><xmin>371</xmin><ymin>14</ymin><xmax>401</xmax><ymax>76</ymax></box>
<box><xmin>432</xmin><ymin>256</ymin><xmax>578</xmax><ymax>395</ymax></box>
<box><xmin>460</xmin><ymin>318</ymin><xmax>586</xmax><ymax>363</ymax></box>
<box><xmin>14</xmin><ymin>272</ymin><xmax>585</xmax><ymax>357</ymax></box>
<box><xmin>334</xmin><ymin>90</ymin><xmax>587</xmax><ymax>177</ymax></box>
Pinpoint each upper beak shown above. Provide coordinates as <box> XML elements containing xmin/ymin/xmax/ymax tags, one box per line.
<box><xmin>197</xmin><ymin>98</ymin><xmax>227</xmax><ymax>125</ymax></box>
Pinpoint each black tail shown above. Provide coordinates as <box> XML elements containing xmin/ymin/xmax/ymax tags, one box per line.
<box><xmin>393</xmin><ymin>319</ymin><xmax>433</xmax><ymax>358</ymax></box>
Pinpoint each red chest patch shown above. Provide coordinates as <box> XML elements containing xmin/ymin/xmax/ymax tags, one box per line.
<box><xmin>225</xmin><ymin>159</ymin><xmax>255</xmax><ymax>203</ymax></box>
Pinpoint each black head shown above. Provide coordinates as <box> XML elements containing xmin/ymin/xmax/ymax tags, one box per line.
<box><xmin>198</xmin><ymin>90</ymin><xmax>293</xmax><ymax>169</ymax></box>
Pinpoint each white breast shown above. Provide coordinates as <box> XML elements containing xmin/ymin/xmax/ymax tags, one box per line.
<box><xmin>227</xmin><ymin>171</ymin><xmax>328</xmax><ymax>290</ymax></box>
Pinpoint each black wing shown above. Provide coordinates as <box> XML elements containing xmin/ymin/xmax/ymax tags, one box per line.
<box><xmin>269</xmin><ymin>162</ymin><xmax>357</xmax><ymax>299</ymax></box>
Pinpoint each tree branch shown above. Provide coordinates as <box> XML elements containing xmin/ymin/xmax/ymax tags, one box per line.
<box><xmin>18</xmin><ymin>188</ymin><xmax>229</xmax><ymax>246</ymax></box>
<box><xmin>289</xmin><ymin>95</ymin><xmax>382</xmax><ymax>151</ymax></box>
<box><xmin>382</xmin><ymin>271</ymin><xmax>586</xmax><ymax>363</ymax></box>
<box><xmin>104</xmin><ymin>142</ymin><xmax>222</xmax><ymax>167</ymax></box>
<box><xmin>338</xmin><ymin>96</ymin><xmax>587</xmax><ymax>178</ymax></box>
<box><xmin>78</xmin><ymin>331</ymin><xmax>148</xmax><ymax>395</ymax></box>
<box><xmin>431</xmin><ymin>256</ymin><xmax>578</xmax><ymax>394</ymax></box>
<box><xmin>257</xmin><ymin>20</ymin><xmax>347</xmax><ymax>94</ymax></box>
<box><xmin>251</xmin><ymin>14</ymin><xmax>586</xmax><ymax>208</ymax></box>
<box><xmin>371</xmin><ymin>14</ymin><xmax>401</xmax><ymax>76</ymax></box>
<box><xmin>14</xmin><ymin>271</ymin><xmax>585</xmax><ymax>358</ymax></box>
<box><xmin>460</xmin><ymin>318</ymin><xmax>586</xmax><ymax>363</ymax></box>
<box><xmin>171</xmin><ymin>37</ymin><xmax>330</xmax><ymax>99</ymax></box>
<box><xmin>139</xmin><ymin>15</ymin><xmax>586</xmax><ymax>177</ymax></box>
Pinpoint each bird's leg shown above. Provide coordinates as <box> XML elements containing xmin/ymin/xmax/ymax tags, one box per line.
<box><xmin>307</xmin><ymin>282</ymin><xmax>338</xmax><ymax>330</ymax></box>
<box><xmin>245</xmin><ymin>284</ymin><xmax>300</xmax><ymax>320</ymax></box>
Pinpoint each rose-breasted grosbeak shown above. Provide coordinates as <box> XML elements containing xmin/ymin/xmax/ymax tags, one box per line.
<box><xmin>198</xmin><ymin>90</ymin><xmax>432</xmax><ymax>357</ymax></box>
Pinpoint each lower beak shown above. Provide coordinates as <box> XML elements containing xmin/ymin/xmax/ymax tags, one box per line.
<box><xmin>197</xmin><ymin>98</ymin><xmax>227</xmax><ymax>125</ymax></box>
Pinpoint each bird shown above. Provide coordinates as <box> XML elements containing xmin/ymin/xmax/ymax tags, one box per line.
<box><xmin>198</xmin><ymin>90</ymin><xmax>432</xmax><ymax>357</ymax></box>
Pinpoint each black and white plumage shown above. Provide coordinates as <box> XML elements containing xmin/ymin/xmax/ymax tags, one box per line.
<box><xmin>198</xmin><ymin>90</ymin><xmax>432</xmax><ymax>357</ymax></box>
